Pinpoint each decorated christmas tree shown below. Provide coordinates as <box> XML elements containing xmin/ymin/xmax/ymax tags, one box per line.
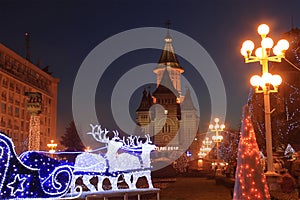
<box><xmin>233</xmin><ymin>105</ymin><xmax>270</xmax><ymax>200</ymax></box>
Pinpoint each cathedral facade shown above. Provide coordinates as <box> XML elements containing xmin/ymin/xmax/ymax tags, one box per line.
<box><xmin>135</xmin><ymin>30</ymin><xmax>200</xmax><ymax>158</ymax></box>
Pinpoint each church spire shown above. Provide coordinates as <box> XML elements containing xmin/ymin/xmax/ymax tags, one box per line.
<box><xmin>152</xmin><ymin>69</ymin><xmax>179</xmax><ymax>97</ymax></box>
<box><xmin>136</xmin><ymin>88</ymin><xmax>152</xmax><ymax>112</ymax></box>
<box><xmin>157</xmin><ymin>22</ymin><xmax>183</xmax><ymax>71</ymax></box>
<box><xmin>181</xmin><ymin>87</ymin><xmax>196</xmax><ymax>110</ymax></box>
<box><xmin>153</xmin><ymin>21</ymin><xmax>184</xmax><ymax>97</ymax></box>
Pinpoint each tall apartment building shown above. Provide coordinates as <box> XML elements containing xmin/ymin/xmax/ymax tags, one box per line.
<box><xmin>0</xmin><ymin>43</ymin><xmax>59</xmax><ymax>154</ymax></box>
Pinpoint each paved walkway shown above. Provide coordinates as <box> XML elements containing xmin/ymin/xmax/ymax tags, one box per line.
<box><xmin>159</xmin><ymin>177</ymin><xmax>232</xmax><ymax>200</ymax></box>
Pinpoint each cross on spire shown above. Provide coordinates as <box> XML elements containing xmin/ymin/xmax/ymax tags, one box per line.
<box><xmin>165</xmin><ymin>20</ymin><xmax>171</xmax><ymax>29</ymax></box>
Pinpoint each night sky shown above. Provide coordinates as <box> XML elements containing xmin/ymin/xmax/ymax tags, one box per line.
<box><xmin>0</xmin><ymin>0</ymin><xmax>299</xmax><ymax>140</ymax></box>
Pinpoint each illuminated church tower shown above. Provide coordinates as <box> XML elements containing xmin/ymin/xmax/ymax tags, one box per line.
<box><xmin>153</xmin><ymin>29</ymin><xmax>184</xmax><ymax>100</ymax></box>
<box><xmin>151</xmin><ymin>69</ymin><xmax>181</xmax><ymax>146</ymax></box>
<box><xmin>136</xmin><ymin>28</ymin><xmax>200</xmax><ymax>154</ymax></box>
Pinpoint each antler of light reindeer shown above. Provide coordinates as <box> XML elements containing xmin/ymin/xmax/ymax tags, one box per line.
<box><xmin>87</xmin><ymin>124</ymin><xmax>153</xmax><ymax>147</ymax></box>
<box><xmin>87</xmin><ymin>124</ymin><xmax>110</xmax><ymax>143</ymax></box>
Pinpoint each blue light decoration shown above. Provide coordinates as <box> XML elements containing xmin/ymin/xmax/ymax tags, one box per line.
<box><xmin>186</xmin><ymin>151</ymin><xmax>192</xmax><ymax>157</ymax></box>
<box><xmin>0</xmin><ymin>124</ymin><xmax>157</xmax><ymax>199</ymax></box>
<box><xmin>0</xmin><ymin>133</ymin><xmax>73</xmax><ymax>199</ymax></box>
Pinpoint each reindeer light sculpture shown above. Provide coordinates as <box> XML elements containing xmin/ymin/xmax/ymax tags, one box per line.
<box><xmin>71</xmin><ymin>124</ymin><xmax>156</xmax><ymax>193</ymax></box>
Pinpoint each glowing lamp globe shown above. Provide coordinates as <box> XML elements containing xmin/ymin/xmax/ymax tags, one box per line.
<box><xmin>49</xmin><ymin>149</ymin><xmax>55</xmax><ymax>154</ymax></box>
<box><xmin>261</xmin><ymin>37</ymin><xmax>274</xmax><ymax>49</ymax></box>
<box><xmin>261</xmin><ymin>72</ymin><xmax>272</xmax><ymax>85</ymax></box>
<box><xmin>212</xmin><ymin>135</ymin><xmax>223</xmax><ymax>142</ymax></box>
<box><xmin>273</xmin><ymin>45</ymin><xmax>282</xmax><ymax>56</ymax></box>
<box><xmin>257</xmin><ymin>24</ymin><xmax>270</xmax><ymax>36</ymax></box>
<box><xmin>277</xmin><ymin>39</ymin><xmax>289</xmax><ymax>51</ymax></box>
<box><xmin>214</xmin><ymin>118</ymin><xmax>220</xmax><ymax>123</ymax></box>
<box><xmin>250</xmin><ymin>75</ymin><xmax>261</xmax><ymax>87</ymax></box>
<box><xmin>271</xmin><ymin>74</ymin><xmax>282</xmax><ymax>86</ymax></box>
<box><xmin>242</xmin><ymin>40</ymin><xmax>255</xmax><ymax>52</ymax></box>
<box><xmin>215</xmin><ymin>124</ymin><xmax>220</xmax><ymax>129</ymax></box>
<box><xmin>240</xmin><ymin>48</ymin><xmax>248</xmax><ymax>57</ymax></box>
<box><xmin>220</xmin><ymin>124</ymin><xmax>225</xmax><ymax>129</ymax></box>
<box><xmin>255</xmin><ymin>47</ymin><xmax>263</xmax><ymax>58</ymax></box>
<box><xmin>209</xmin><ymin>124</ymin><xmax>214</xmax><ymax>129</ymax></box>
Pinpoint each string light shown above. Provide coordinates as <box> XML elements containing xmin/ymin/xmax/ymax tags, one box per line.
<box><xmin>250</xmin><ymin>80</ymin><xmax>300</xmax><ymax>151</ymax></box>
<box><xmin>28</xmin><ymin>115</ymin><xmax>41</xmax><ymax>151</ymax></box>
<box><xmin>0</xmin><ymin>133</ymin><xmax>75</xmax><ymax>199</ymax></box>
<box><xmin>233</xmin><ymin>106</ymin><xmax>270</xmax><ymax>200</ymax></box>
<box><xmin>71</xmin><ymin>124</ymin><xmax>156</xmax><ymax>192</ymax></box>
<box><xmin>0</xmin><ymin>124</ymin><xmax>157</xmax><ymax>199</ymax></box>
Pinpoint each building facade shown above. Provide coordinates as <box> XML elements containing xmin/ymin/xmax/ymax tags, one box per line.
<box><xmin>136</xmin><ymin>31</ymin><xmax>200</xmax><ymax>158</ymax></box>
<box><xmin>0</xmin><ymin>43</ymin><xmax>59</xmax><ymax>153</ymax></box>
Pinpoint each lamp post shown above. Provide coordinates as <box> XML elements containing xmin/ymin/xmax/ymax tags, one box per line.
<box><xmin>47</xmin><ymin>140</ymin><xmax>57</xmax><ymax>158</ymax></box>
<box><xmin>241</xmin><ymin>24</ymin><xmax>289</xmax><ymax>175</ymax></box>
<box><xmin>209</xmin><ymin>118</ymin><xmax>225</xmax><ymax>160</ymax></box>
<box><xmin>198</xmin><ymin>137</ymin><xmax>212</xmax><ymax>158</ymax></box>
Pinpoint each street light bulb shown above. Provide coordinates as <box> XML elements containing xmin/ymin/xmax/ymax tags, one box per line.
<box><xmin>214</xmin><ymin>118</ymin><xmax>219</xmax><ymax>123</ymax></box>
<box><xmin>220</xmin><ymin>124</ymin><xmax>225</xmax><ymax>129</ymax></box>
<box><xmin>271</xmin><ymin>74</ymin><xmax>282</xmax><ymax>86</ymax></box>
<box><xmin>261</xmin><ymin>37</ymin><xmax>274</xmax><ymax>49</ymax></box>
<box><xmin>277</xmin><ymin>39</ymin><xmax>289</xmax><ymax>51</ymax></box>
<box><xmin>262</xmin><ymin>72</ymin><xmax>272</xmax><ymax>85</ymax></box>
<box><xmin>215</xmin><ymin>124</ymin><xmax>220</xmax><ymax>129</ymax></box>
<box><xmin>257</xmin><ymin>24</ymin><xmax>270</xmax><ymax>36</ymax></box>
<box><xmin>250</xmin><ymin>75</ymin><xmax>261</xmax><ymax>87</ymax></box>
<box><xmin>242</xmin><ymin>40</ymin><xmax>255</xmax><ymax>52</ymax></box>
<box><xmin>255</xmin><ymin>47</ymin><xmax>263</xmax><ymax>58</ymax></box>
<box><xmin>240</xmin><ymin>48</ymin><xmax>248</xmax><ymax>57</ymax></box>
<box><xmin>209</xmin><ymin>124</ymin><xmax>214</xmax><ymax>129</ymax></box>
<box><xmin>273</xmin><ymin>45</ymin><xmax>282</xmax><ymax>56</ymax></box>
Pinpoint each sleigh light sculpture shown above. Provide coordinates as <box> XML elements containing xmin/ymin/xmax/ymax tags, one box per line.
<box><xmin>0</xmin><ymin>124</ymin><xmax>157</xmax><ymax>199</ymax></box>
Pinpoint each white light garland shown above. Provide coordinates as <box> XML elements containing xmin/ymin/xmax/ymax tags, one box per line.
<box><xmin>28</xmin><ymin>115</ymin><xmax>40</xmax><ymax>151</ymax></box>
<box><xmin>71</xmin><ymin>124</ymin><xmax>156</xmax><ymax>193</ymax></box>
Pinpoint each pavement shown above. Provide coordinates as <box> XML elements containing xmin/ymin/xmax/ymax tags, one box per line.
<box><xmin>74</xmin><ymin>176</ymin><xmax>233</xmax><ymax>200</ymax></box>
<box><xmin>159</xmin><ymin>177</ymin><xmax>232</xmax><ymax>200</ymax></box>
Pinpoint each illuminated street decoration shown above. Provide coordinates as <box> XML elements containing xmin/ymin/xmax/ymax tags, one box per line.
<box><xmin>0</xmin><ymin>124</ymin><xmax>156</xmax><ymax>199</ymax></box>
<box><xmin>241</xmin><ymin>24</ymin><xmax>289</xmax><ymax>174</ymax></box>
<box><xmin>71</xmin><ymin>124</ymin><xmax>156</xmax><ymax>192</ymax></box>
<box><xmin>198</xmin><ymin>137</ymin><xmax>212</xmax><ymax>158</ymax></box>
<box><xmin>25</xmin><ymin>92</ymin><xmax>42</xmax><ymax>151</ymax></box>
<box><xmin>209</xmin><ymin>118</ymin><xmax>225</xmax><ymax>160</ymax></box>
<box><xmin>47</xmin><ymin>140</ymin><xmax>57</xmax><ymax>154</ymax></box>
<box><xmin>284</xmin><ymin>144</ymin><xmax>295</xmax><ymax>156</ymax></box>
<box><xmin>233</xmin><ymin>106</ymin><xmax>270</xmax><ymax>200</ymax></box>
<box><xmin>0</xmin><ymin>133</ymin><xmax>74</xmax><ymax>199</ymax></box>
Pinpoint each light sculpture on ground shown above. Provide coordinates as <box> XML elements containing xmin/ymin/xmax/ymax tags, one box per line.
<box><xmin>71</xmin><ymin>124</ymin><xmax>156</xmax><ymax>192</ymax></box>
<box><xmin>0</xmin><ymin>124</ymin><xmax>156</xmax><ymax>199</ymax></box>
<box><xmin>0</xmin><ymin>133</ymin><xmax>74</xmax><ymax>199</ymax></box>
<box><xmin>233</xmin><ymin>106</ymin><xmax>270</xmax><ymax>200</ymax></box>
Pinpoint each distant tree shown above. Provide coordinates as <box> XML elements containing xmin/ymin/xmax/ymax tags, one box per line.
<box><xmin>173</xmin><ymin>153</ymin><xmax>189</xmax><ymax>173</ymax></box>
<box><xmin>220</xmin><ymin>128</ymin><xmax>240</xmax><ymax>164</ymax></box>
<box><xmin>60</xmin><ymin>121</ymin><xmax>85</xmax><ymax>152</ymax></box>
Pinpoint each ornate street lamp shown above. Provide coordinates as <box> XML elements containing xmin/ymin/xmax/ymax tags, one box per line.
<box><xmin>85</xmin><ymin>146</ymin><xmax>92</xmax><ymax>152</ymax></box>
<box><xmin>240</xmin><ymin>24</ymin><xmax>289</xmax><ymax>175</ymax></box>
<box><xmin>198</xmin><ymin>137</ymin><xmax>212</xmax><ymax>158</ymax></box>
<box><xmin>47</xmin><ymin>140</ymin><xmax>57</xmax><ymax>158</ymax></box>
<box><xmin>209</xmin><ymin>118</ymin><xmax>225</xmax><ymax>160</ymax></box>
